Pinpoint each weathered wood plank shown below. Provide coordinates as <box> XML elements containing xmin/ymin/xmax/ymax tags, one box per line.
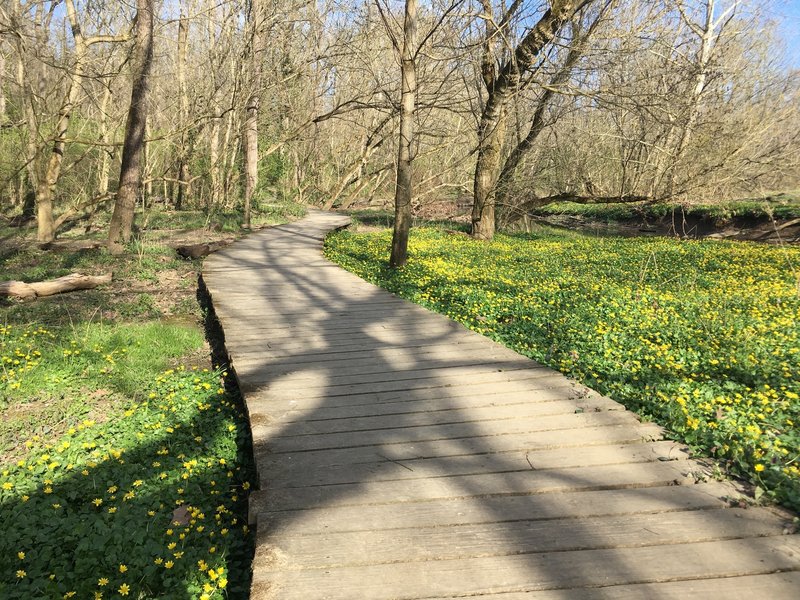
<box><xmin>228</xmin><ymin>337</ymin><xmax>502</xmax><ymax>362</ymax></box>
<box><xmin>239</xmin><ymin>360</ymin><xmax>547</xmax><ymax>393</ymax></box>
<box><xmin>244</xmin><ymin>372</ymin><xmax>583</xmax><ymax>401</ymax></box>
<box><xmin>250</xmin><ymin>536</ymin><xmax>800</xmax><ymax>600</ymax></box>
<box><xmin>232</xmin><ymin>352</ymin><xmax>534</xmax><ymax>382</ymax></box>
<box><xmin>258</xmin><ymin>441</ymin><xmax>686</xmax><ymax>488</ymax></box>
<box><xmin>254</xmin><ymin>460</ymin><xmax>696</xmax><ymax>511</ymax></box>
<box><xmin>228</xmin><ymin>337</ymin><xmax>499</xmax><ymax>365</ymax></box>
<box><xmin>244</xmin><ymin>381</ymin><xmax>595</xmax><ymax>418</ymax></box>
<box><xmin>222</xmin><ymin>314</ymin><xmax>436</xmax><ymax>330</ymax></box>
<box><xmin>255</xmin><ymin>410</ymin><xmax>644</xmax><ymax>453</ymax></box>
<box><xmin>252</xmin><ymin>423</ymin><xmax>665</xmax><ymax>474</ymax></box>
<box><xmin>248</xmin><ymin>395</ymin><xmax>622</xmax><ymax>428</ymax></box>
<box><xmin>255</xmin><ymin>508</ymin><xmax>790</xmax><ymax>570</ymax></box>
<box><xmin>256</xmin><ymin>481</ymin><xmax>737</xmax><ymax>534</ymax></box>
<box><xmin>419</xmin><ymin>572</ymin><xmax>800</xmax><ymax>600</ymax></box>
<box><xmin>254</xmin><ymin>410</ymin><xmax>646</xmax><ymax>453</ymax></box>
<box><xmin>254</xmin><ymin>424</ymin><xmax>661</xmax><ymax>478</ymax></box>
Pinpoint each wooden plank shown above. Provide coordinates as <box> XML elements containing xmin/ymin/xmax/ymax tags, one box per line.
<box><xmin>231</xmin><ymin>341</ymin><xmax>497</xmax><ymax>368</ymax></box>
<box><xmin>254</xmin><ymin>410</ymin><xmax>645</xmax><ymax>453</ymax></box>
<box><xmin>229</xmin><ymin>337</ymin><xmax>502</xmax><ymax>362</ymax></box>
<box><xmin>252</xmin><ymin>424</ymin><xmax>665</xmax><ymax>473</ymax></box>
<box><xmin>222</xmin><ymin>317</ymin><xmax>464</xmax><ymax>336</ymax></box>
<box><xmin>232</xmin><ymin>348</ymin><xmax>529</xmax><ymax>377</ymax></box>
<box><xmin>218</xmin><ymin>301</ymin><xmax>437</xmax><ymax>321</ymax></box>
<box><xmin>248</xmin><ymin>395</ymin><xmax>622</xmax><ymax>427</ymax></box>
<box><xmin>250</xmin><ymin>536</ymin><xmax>800</xmax><ymax>600</ymax></box>
<box><xmin>254</xmin><ymin>460</ymin><xmax>695</xmax><ymax>511</ymax></box>
<box><xmin>419</xmin><ymin>572</ymin><xmax>800</xmax><ymax>600</ymax></box>
<box><xmin>229</xmin><ymin>337</ymin><xmax>500</xmax><ymax>366</ymax></box>
<box><xmin>250</xmin><ymin>400</ymin><xmax>633</xmax><ymax>437</ymax></box>
<box><xmin>254</xmin><ymin>508</ymin><xmax>790</xmax><ymax>570</ymax></box>
<box><xmin>258</xmin><ymin>441</ymin><xmax>687</xmax><ymax>488</ymax></box>
<box><xmin>239</xmin><ymin>359</ymin><xmax>546</xmax><ymax>392</ymax></box>
<box><xmin>228</xmin><ymin>335</ymin><xmax>502</xmax><ymax>359</ymax></box>
<box><xmin>244</xmin><ymin>380</ymin><xmax>592</xmax><ymax>416</ymax></box>
<box><xmin>217</xmin><ymin>289</ymin><xmax>385</xmax><ymax>299</ymax></box>
<box><xmin>255</xmin><ymin>481</ymin><xmax>736</xmax><ymax>534</ymax></box>
<box><xmin>220</xmin><ymin>306</ymin><xmax>457</xmax><ymax>322</ymax></box>
<box><xmin>244</xmin><ymin>371</ymin><xmax>578</xmax><ymax>401</ymax></box>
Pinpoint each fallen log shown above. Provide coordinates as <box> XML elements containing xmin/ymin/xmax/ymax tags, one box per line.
<box><xmin>175</xmin><ymin>240</ymin><xmax>231</xmax><ymax>259</ymax></box>
<box><xmin>0</xmin><ymin>273</ymin><xmax>113</xmax><ymax>301</ymax></box>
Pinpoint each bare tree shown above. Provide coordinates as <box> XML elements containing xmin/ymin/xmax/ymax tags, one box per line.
<box><xmin>175</xmin><ymin>8</ymin><xmax>191</xmax><ymax>208</ymax></box>
<box><xmin>242</xmin><ymin>0</ymin><xmax>266</xmax><ymax>228</ymax></box>
<box><xmin>493</xmin><ymin>3</ymin><xmax>613</xmax><ymax>219</ymax></box>
<box><xmin>471</xmin><ymin>0</ymin><xmax>594</xmax><ymax>240</ymax></box>
<box><xmin>108</xmin><ymin>0</ymin><xmax>155</xmax><ymax>253</ymax></box>
<box><xmin>1</xmin><ymin>0</ymin><xmax>796</xmax><ymax>237</ymax></box>
<box><xmin>385</xmin><ymin>0</ymin><xmax>418</xmax><ymax>267</ymax></box>
<box><xmin>0</xmin><ymin>46</ymin><xmax>6</xmax><ymax>124</ymax></box>
<box><xmin>31</xmin><ymin>0</ymin><xmax>128</xmax><ymax>242</ymax></box>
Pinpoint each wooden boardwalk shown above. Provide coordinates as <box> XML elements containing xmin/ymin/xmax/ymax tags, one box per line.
<box><xmin>203</xmin><ymin>211</ymin><xmax>799</xmax><ymax>599</ymax></box>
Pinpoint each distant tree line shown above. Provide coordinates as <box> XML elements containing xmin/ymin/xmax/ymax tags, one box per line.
<box><xmin>1</xmin><ymin>0</ymin><xmax>797</xmax><ymax>250</ymax></box>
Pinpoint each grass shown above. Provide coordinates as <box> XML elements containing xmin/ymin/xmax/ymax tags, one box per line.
<box><xmin>530</xmin><ymin>191</ymin><xmax>800</xmax><ymax>223</ymax></box>
<box><xmin>342</xmin><ymin>209</ymin><xmax>470</xmax><ymax>233</ymax></box>
<box><xmin>0</xmin><ymin>322</ymin><xmax>203</xmax><ymax>455</ymax></box>
<box><xmin>324</xmin><ymin>227</ymin><xmax>800</xmax><ymax>511</ymax></box>
<box><xmin>0</xmin><ymin>314</ymin><xmax>255</xmax><ymax>599</ymax></box>
<box><xmin>137</xmin><ymin>201</ymin><xmax>307</xmax><ymax>233</ymax></box>
<box><xmin>0</xmin><ymin>361</ymin><xmax>253</xmax><ymax>599</ymax></box>
<box><xmin>0</xmin><ymin>202</ymin><xmax>307</xmax><ymax>598</ymax></box>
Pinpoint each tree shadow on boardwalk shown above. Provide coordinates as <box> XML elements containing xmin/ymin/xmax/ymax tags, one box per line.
<box><xmin>203</xmin><ymin>215</ymin><xmax>799</xmax><ymax>599</ymax></box>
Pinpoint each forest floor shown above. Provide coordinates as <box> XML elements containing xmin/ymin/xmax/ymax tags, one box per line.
<box><xmin>352</xmin><ymin>192</ymin><xmax>800</xmax><ymax>243</ymax></box>
<box><xmin>523</xmin><ymin>191</ymin><xmax>800</xmax><ymax>243</ymax></box>
<box><xmin>0</xmin><ymin>203</ymin><xmax>304</xmax><ymax>599</ymax></box>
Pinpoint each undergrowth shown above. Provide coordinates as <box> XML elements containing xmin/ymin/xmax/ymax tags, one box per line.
<box><xmin>530</xmin><ymin>192</ymin><xmax>800</xmax><ymax>223</ymax></box>
<box><xmin>0</xmin><ymin>205</ymin><xmax>302</xmax><ymax>598</ymax></box>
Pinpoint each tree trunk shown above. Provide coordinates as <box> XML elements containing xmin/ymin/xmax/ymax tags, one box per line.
<box><xmin>472</xmin><ymin>106</ymin><xmax>507</xmax><ymax>240</ymax></box>
<box><xmin>495</xmin><ymin>22</ymin><xmax>589</xmax><ymax>209</ymax></box>
<box><xmin>663</xmin><ymin>0</ymin><xmax>722</xmax><ymax>197</ymax></box>
<box><xmin>223</xmin><ymin>108</ymin><xmax>239</xmax><ymax>209</ymax></box>
<box><xmin>175</xmin><ymin>12</ymin><xmax>190</xmax><ymax>209</ymax></box>
<box><xmin>243</xmin><ymin>0</ymin><xmax>265</xmax><ymax>229</ymax></box>
<box><xmin>144</xmin><ymin>121</ymin><xmax>153</xmax><ymax>200</ymax></box>
<box><xmin>96</xmin><ymin>81</ymin><xmax>114</xmax><ymax>196</ymax></box>
<box><xmin>14</xmin><ymin>35</ymin><xmax>41</xmax><ymax>217</ymax></box>
<box><xmin>471</xmin><ymin>0</ymin><xmax>588</xmax><ymax>241</ymax></box>
<box><xmin>389</xmin><ymin>0</ymin><xmax>418</xmax><ymax>269</ymax></box>
<box><xmin>209</xmin><ymin>112</ymin><xmax>222</xmax><ymax>209</ymax></box>
<box><xmin>207</xmin><ymin>1</ymin><xmax>223</xmax><ymax>210</ymax></box>
<box><xmin>0</xmin><ymin>51</ymin><xmax>6</xmax><ymax>124</ymax></box>
<box><xmin>34</xmin><ymin>0</ymin><xmax>89</xmax><ymax>243</ymax></box>
<box><xmin>108</xmin><ymin>0</ymin><xmax>155</xmax><ymax>254</ymax></box>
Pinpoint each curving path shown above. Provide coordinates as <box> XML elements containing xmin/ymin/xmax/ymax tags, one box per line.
<box><xmin>203</xmin><ymin>211</ymin><xmax>799</xmax><ymax>599</ymax></box>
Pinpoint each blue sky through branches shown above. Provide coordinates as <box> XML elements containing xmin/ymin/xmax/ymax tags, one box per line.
<box><xmin>776</xmin><ymin>0</ymin><xmax>800</xmax><ymax>66</ymax></box>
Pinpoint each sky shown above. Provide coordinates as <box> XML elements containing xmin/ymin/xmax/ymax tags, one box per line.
<box><xmin>773</xmin><ymin>0</ymin><xmax>800</xmax><ymax>67</ymax></box>
<box><xmin>41</xmin><ymin>0</ymin><xmax>800</xmax><ymax>68</ymax></box>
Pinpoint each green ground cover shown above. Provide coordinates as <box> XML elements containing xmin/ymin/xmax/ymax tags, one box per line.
<box><xmin>0</xmin><ymin>315</ymin><xmax>255</xmax><ymax>599</ymax></box>
<box><xmin>0</xmin><ymin>204</ymin><xmax>313</xmax><ymax>598</ymax></box>
<box><xmin>0</xmin><ymin>318</ymin><xmax>254</xmax><ymax>600</ymax></box>
<box><xmin>0</xmin><ymin>349</ymin><xmax>253</xmax><ymax>599</ymax></box>
<box><xmin>529</xmin><ymin>191</ymin><xmax>800</xmax><ymax>222</ymax></box>
<box><xmin>324</xmin><ymin>227</ymin><xmax>800</xmax><ymax>510</ymax></box>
